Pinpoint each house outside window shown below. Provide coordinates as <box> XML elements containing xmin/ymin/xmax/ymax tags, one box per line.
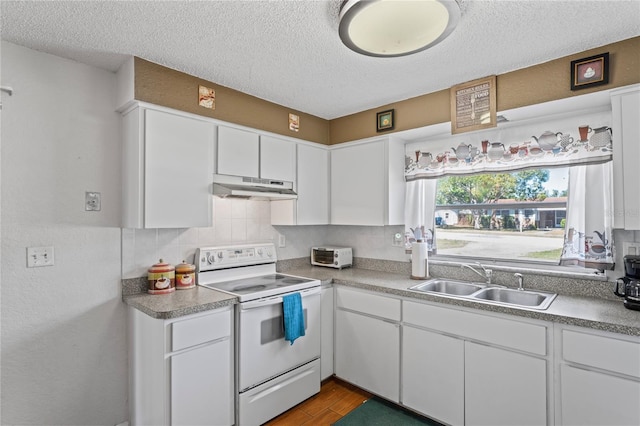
<box><xmin>434</xmin><ymin>168</ymin><xmax>568</xmax><ymax>263</ymax></box>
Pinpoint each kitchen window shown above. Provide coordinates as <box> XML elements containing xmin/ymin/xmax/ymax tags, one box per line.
<box><xmin>404</xmin><ymin>111</ymin><xmax>615</xmax><ymax>271</ymax></box>
<box><xmin>433</xmin><ymin>168</ymin><xmax>568</xmax><ymax>264</ymax></box>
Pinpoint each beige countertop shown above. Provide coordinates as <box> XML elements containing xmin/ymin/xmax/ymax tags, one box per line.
<box><xmin>124</xmin><ymin>266</ymin><xmax>639</xmax><ymax>336</ymax></box>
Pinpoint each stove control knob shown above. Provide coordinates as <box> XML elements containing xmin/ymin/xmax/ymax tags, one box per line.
<box><xmin>266</xmin><ymin>250</ymin><xmax>273</xmax><ymax>257</ymax></box>
<box><xmin>257</xmin><ymin>248</ymin><xmax>263</xmax><ymax>257</ymax></box>
<box><xmin>217</xmin><ymin>252</ymin><xmax>224</xmax><ymax>260</ymax></box>
<box><xmin>207</xmin><ymin>253</ymin><xmax>216</xmax><ymax>264</ymax></box>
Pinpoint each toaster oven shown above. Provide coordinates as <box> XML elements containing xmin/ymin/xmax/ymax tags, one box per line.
<box><xmin>311</xmin><ymin>247</ymin><xmax>352</xmax><ymax>269</ymax></box>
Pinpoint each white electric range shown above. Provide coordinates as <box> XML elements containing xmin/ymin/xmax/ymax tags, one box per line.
<box><xmin>196</xmin><ymin>243</ymin><xmax>321</xmax><ymax>426</ymax></box>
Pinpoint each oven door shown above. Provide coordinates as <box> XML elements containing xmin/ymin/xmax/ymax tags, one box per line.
<box><xmin>238</xmin><ymin>286</ymin><xmax>321</xmax><ymax>391</ymax></box>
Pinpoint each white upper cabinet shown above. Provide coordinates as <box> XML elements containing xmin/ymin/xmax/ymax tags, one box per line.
<box><xmin>122</xmin><ymin>105</ymin><xmax>215</xmax><ymax>229</ymax></box>
<box><xmin>217</xmin><ymin>126</ymin><xmax>260</xmax><ymax>178</ymax></box>
<box><xmin>217</xmin><ymin>128</ymin><xmax>296</xmax><ymax>183</ymax></box>
<box><xmin>611</xmin><ymin>84</ymin><xmax>640</xmax><ymax>229</ymax></box>
<box><xmin>272</xmin><ymin>143</ymin><xmax>329</xmax><ymax>225</ymax></box>
<box><xmin>297</xmin><ymin>144</ymin><xmax>329</xmax><ymax>225</ymax></box>
<box><xmin>330</xmin><ymin>137</ymin><xmax>405</xmax><ymax>226</ymax></box>
<box><xmin>260</xmin><ymin>135</ymin><xmax>296</xmax><ymax>182</ymax></box>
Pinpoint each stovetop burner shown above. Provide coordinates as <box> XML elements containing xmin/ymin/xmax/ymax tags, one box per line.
<box><xmin>196</xmin><ymin>243</ymin><xmax>320</xmax><ymax>301</ymax></box>
<box><xmin>200</xmin><ymin>272</ymin><xmax>319</xmax><ymax>302</ymax></box>
<box><xmin>234</xmin><ymin>284</ymin><xmax>268</xmax><ymax>292</ymax></box>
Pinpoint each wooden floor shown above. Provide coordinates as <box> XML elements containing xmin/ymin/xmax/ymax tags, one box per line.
<box><xmin>264</xmin><ymin>377</ymin><xmax>372</xmax><ymax>426</ymax></box>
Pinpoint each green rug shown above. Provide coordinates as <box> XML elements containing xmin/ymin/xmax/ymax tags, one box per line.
<box><xmin>333</xmin><ymin>397</ymin><xmax>443</xmax><ymax>426</ymax></box>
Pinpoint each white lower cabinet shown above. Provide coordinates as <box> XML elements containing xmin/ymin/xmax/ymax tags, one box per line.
<box><xmin>402</xmin><ymin>300</ymin><xmax>550</xmax><ymax>426</ymax></box>
<box><xmin>556</xmin><ymin>325</ymin><xmax>640</xmax><ymax>426</ymax></box>
<box><xmin>129</xmin><ymin>306</ymin><xmax>234</xmax><ymax>426</ymax></box>
<box><xmin>334</xmin><ymin>287</ymin><xmax>401</xmax><ymax>402</ymax></box>
<box><xmin>560</xmin><ymin>365</ymin><xmax>639</xmax><ymax>426</ymax></box>
<box><xmin>402</xmin><ymin>325</ymin><xmax>464</xmax><ymax>425</ymax></box>
<box><xmin>320</xmin><ymin>285</ymin><xmax>334</xmax><ymax>380</ymax></box>
<box><xmin>171</xmin><ymin>342</ymin><xmax>231</xmax><ymax>425</ymax></box>
<box><xmin>465</xmin><ymin>342</ymin><xmax>547</xmax><ymax>426</ymax></box>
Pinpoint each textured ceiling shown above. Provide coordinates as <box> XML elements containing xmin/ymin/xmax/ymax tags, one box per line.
<box><xmin>1</xmin><ymin>0</ymin><xmax>639</xmax><ymax>119</ymax></box>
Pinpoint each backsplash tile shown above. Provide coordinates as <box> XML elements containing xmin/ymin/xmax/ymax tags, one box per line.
<box><xmin>122</xmin><ymin>200</ymin><xmax>640</xmax><ymax>286</ymax></box>
<box><xmin>122</xmin><ymin>199</ymin><xmax>277</xmax><ymax>278</ymax></box>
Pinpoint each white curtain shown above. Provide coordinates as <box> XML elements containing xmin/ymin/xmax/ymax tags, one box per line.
<box><xmin>560</xmin><ymin>162</ymin><xmax>614</xmax><ymax>270</ymax></box>
<box><xmin>404</xmin><ymin>179</ymin><xmax>438</xmax><ymax>253</ymax></box>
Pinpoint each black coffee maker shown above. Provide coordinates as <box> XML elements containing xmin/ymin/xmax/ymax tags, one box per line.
<box><xmin>615</xmin><ymin>255</ymin><xmax>640</xmax><ymax>311</ymax></box>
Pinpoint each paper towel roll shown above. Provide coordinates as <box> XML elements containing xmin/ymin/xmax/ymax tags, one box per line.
<box><xmin>411</xmin><ymin>241</ymin><xmax>428</xmax><ymax>279</ymax></box>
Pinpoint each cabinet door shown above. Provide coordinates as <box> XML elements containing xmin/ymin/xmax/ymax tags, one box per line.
<box><xmin>331</xmin><ymin>141</ymin><xmax>386</xmax><ymax>225</ymax></box>
<box><xmin>260</xmin><ymin>135</ymin><xmax>296</xmax><ymax>182</ymax></box>
<box><xmin>560</xmin><ymin>364</ymin><xmax>640</xmax><ymax>426</ymax></box>
<box><xmin>217</xmin><ymin>126</ymin><xmax>259</xmax><ymax>178</ymax></box>
<box><xmin>402</xmin><ymin>326</ymin><xmax>464</xmax><ymax>426</ymax></box>
<box><xmin>465</xmin><ymin>341</ymin><xmax>547</xmax><ymax>426</ymax></box>
<box><xmin>297</xmin><ymin>144</ymin><xmax>329</xmax><ymax>225</ymax></box>
<box><xmin>171</xmin><ymin>339</ymin><xmax>233</xmax><ymax>426</ymax></box>
<box><xmin>144</xmin><ymin>109</ymin><xmax>214</xmax><ymax>228</ymax></box>
<box><xmin>335</xmin><ymin>309</ymin><xmax>399</xmax><ymax>402</ymax></box>
<box><xmin>320</xmin><ymin>286</ymin><xmax>334</xmax><ymax>380</ymax></box>
<box><xmin>612</xmin><ymin>86</ymin><xmax>640</xmax><ymax>229</ymax></box>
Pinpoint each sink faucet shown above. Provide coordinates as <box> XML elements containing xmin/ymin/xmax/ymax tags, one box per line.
<box><xmin>461</xmin><ymin>262</ymin><xmax>492</xmax><ymax>284</ymax></box>
<box><xmin>515</xmin><ymin>273</ymin><xmax>524</xmax><ymax>291</ymax></box>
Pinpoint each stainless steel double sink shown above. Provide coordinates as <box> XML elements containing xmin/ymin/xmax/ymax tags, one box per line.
<box><xmin>409</xmin><ymin>278</ymin><xmax>557</xmax><ymax>310</ymax></box>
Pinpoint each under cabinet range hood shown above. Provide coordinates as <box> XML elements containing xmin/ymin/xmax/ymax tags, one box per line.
<box><xmin>212</xmin><ymin>174</ymin><xmax>297</xmax><ymax>200</ymax></box>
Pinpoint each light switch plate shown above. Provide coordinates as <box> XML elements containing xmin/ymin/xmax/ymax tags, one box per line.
<box><xmin>85</xmin><ymin>191</ymin><xmax>101</xmax><ymax>211</ymax></box>
<box><xmin>27</xmin><ymin>246</ymin><xmax>54</xmax><ymax>267</ymax></box>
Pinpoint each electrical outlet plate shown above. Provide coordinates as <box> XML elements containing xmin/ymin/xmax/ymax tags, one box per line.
<box><xmin>393</xmin><ymin>232</ymin><xmax>404</xmax><ymax>247</ymax></box>
<box><xmin>624</xmin><ymin>242</ymin><xmax>640</xmax><ymax>256</ymax></box>
<box><xmin>278</xmin><ymin>234</ymin><xmax>286</xmax><ymax>248</ymax></box>
<box><xmin>27</xmin><ymin>246</ymin><xmax>54</xmax><ymax>267</ymax></box>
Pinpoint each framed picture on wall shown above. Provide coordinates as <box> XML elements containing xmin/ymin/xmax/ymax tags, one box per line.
<box><xmin>376</xmin><ymin>109</ymin><xmax>394</xmax><ymax>132</ymax></box>
<box><xmin>571</xmin><ymin>52</ymin><xmax>609</xmax><ymax>91</ymax></box>
<box><xmin>450</xmin><ymin>75</ymin><xmax>497</xmax><ymax>134</ymax></box>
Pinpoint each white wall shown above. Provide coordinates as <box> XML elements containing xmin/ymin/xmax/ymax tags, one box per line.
<box><xmin>0</xmin><ymin>39</ymin><xmax>4</xmax><ymax>424</ymax></box>
<box><xmin>1</xmin><ymin>42</ymin><xmax>127</xmax><ymax>425</ymax></box>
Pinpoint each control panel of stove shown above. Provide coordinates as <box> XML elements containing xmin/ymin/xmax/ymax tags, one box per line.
<box><xmin>196</xmin><ymin>243</ymin><xmax>276</xmax><ymax>271</ymax></box>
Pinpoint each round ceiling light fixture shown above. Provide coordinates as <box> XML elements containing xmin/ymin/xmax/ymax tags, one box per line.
<box><xmin>339</xmin><ymin>0</ymin><xmax>461</xmax><ymax>58</ymax></box>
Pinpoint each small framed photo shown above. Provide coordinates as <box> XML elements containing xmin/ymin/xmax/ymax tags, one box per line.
<box><xmin>376</xmin><ymin>109</ymin><xmax>394</xmax><ymax>132</ymax></box>
<box><xmin>571</xmin><ymin>52</ymin><xmax>609</xmax><ymax>91</ymax></box>
<box><xmin>198</xmin><ymin>85</ymin><xmax>215</xmax><ymax>109</ymax></box>
<box><xmin>288</xmin><ymin>113</ymin><xmax>299</xmax><ymax>132</ymax></box>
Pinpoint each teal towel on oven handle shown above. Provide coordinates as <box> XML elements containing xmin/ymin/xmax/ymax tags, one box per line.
<box><xmin>283</xmin><ymin>292</ymin><xmax>305</xmax><ymax>345</ymax></box>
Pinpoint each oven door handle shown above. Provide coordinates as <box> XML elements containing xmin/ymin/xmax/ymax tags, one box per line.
<box><xmin>240</xmin><ymin>286</ymin><xmax>321</xmax><ymax>310</ymax></box>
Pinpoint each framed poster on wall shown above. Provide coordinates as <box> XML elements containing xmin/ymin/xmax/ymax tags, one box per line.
<box><xmin>450</xmin><ymin>75</ymin><xmax>497</xmax><ymax>134</ymax></box>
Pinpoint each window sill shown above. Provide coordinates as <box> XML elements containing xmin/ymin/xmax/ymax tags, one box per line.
<box><xmin>428</xmin><ymin>255</ymin><xmax>607</xmax><ymax>282</ymax></box>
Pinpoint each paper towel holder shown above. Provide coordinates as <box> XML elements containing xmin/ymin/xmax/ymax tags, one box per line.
<box><xmin>410</xmin><ymin>240</ymin><xmax>429</xmax><ymax>280</ymax></box>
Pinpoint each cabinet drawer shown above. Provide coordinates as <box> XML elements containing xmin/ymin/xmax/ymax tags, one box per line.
<box><xmin>403</xmin><ymin>301</ymin><xmax>547</xmax><ymax>356</ymax></box>
<box><xmin>336</xmin><ymin>287</ymin><xmax>400</xmax><ymax>321</ymax></box>
<box><xmin>562</xmin><ymin>329</ymin><xmax>640</xmax><ymax>378</ymax></box>
<box><xmin>171</xmin><ymin>309</ymin><xmax>231</xmax><ymax>352</ymax></box>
